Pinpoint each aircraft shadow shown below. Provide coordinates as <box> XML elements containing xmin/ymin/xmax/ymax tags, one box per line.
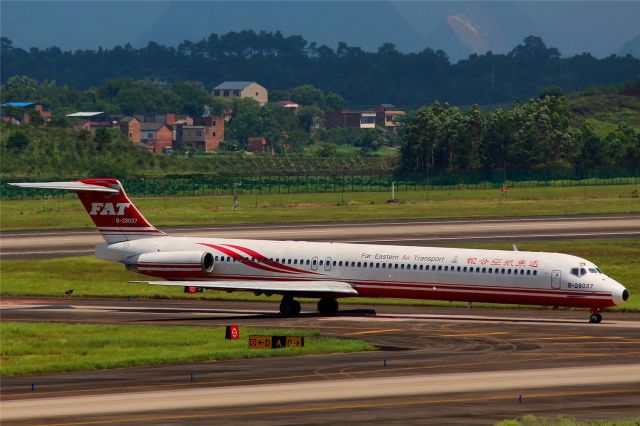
<box><xmin>134</xmin><ymin>308</ymin><xmax>377</xmax><ymax>322</ymax></box>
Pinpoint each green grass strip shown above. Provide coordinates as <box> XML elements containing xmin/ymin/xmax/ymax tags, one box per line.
<box><xmin>496</xmin><ymin>415</ymin><xmax>640</xmax><ymax>426</ymax></box>
<box><xmin>1</xmin><ymin>239</ymin><xmax>637</xmax><ymax>311</ymax></box>
<box><xmin>1</xmin><ymin>184</ymin><xmax>638</xmax><ymax>231</ymax></box>
<box><xmin>0</xmin><ymin>322</ymin><xmax>375</xmax><ymax>376</ymax></box>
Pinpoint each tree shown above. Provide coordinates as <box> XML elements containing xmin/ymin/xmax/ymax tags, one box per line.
<box><xmin>94</xmin><ymin>128</ymin><xmax>112</xmax><ymax>145</ymax></box>
<box><xmin>6</xmin><ymin>131</ymin><xmax>29</xmax><ymax>151</ymax></box>
<box><xmin>316</xmin><ymin>141</ymin><xmax>338</xmax><ymax>157</ymax></box>
<box><xmin>324</xmin><ymin>92</ymin><xmax>345</xmax><ymax>111</ymax></box>
<box><xmin>297</xmin><ymin>105</ymin><xmax>324</xmax><ymax>133</ymax></box>
<box><xmin>286</xmin><ymin>84</ymin><xmax>324</xmax><ymax>106</ymax></box>
<box><xmin>2</xmin><ymin>76</ymin><xmax>39</xmax><ymax>101</ymax></box>
<box><xmin>3</xmin><ymin>33</ymin><xmax>639</xmax><ymax>107</ymax></box>
<box><xmin>357</xmin><ymin>130</ymin><xmax>382</xmax><ymax>155</ymax></box>
<box><xmin>578</xmin><ymin>125</ymin><xmax>604</xmax><ymax>169</ymax></box>
<box><xmin>539</xmin><ymin>86</ymin><xmax>564</xmax><ymax>99</ymax></box>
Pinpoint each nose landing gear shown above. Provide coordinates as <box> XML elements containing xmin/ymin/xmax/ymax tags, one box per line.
<box><xmin>589</xmin><ymin>310</ymin><xmax>603</xmax><ymax>323</ymax></box>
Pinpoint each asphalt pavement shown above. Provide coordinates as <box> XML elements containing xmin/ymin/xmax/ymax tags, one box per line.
<box><xmin>2</xmin><ymin>297</ymin><xmax>640</xmax><ymax>425</ymax></box>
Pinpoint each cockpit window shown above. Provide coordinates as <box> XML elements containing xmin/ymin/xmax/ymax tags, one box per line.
<box><xmin>588</xmin><ymin>268</ymin><xmax>598</xmax><ymax>273</ymax></box>
<box><xmin>571</xmin><ymin>267</ymin><xmax>588</xmax><ymax>277</ymax></box>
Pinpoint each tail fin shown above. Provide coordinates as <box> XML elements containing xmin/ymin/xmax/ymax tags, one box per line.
<box><xmin>10</xmin><ymin>178</ymin><xmax>165</xmax><ymax>243</ymax></box>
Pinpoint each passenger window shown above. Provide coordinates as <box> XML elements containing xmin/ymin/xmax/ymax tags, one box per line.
<box><xmin>215</xmin><ymin>256</ymin><xmax>219</xmax><ymax>261</ymax></box>
<box><xmin>457</xmin><ymin>266</ymin><xmax>461</xmax><ymax>272</ymax></box>
<box><xmin>357</xmin><ymin>262</ymin><xmax>361</xmax><ymax>267</ymax></box>
<box><xmin>414</xmin><ymin>265</ymin><xmax>418</xmax><ymax>270</ymax></box>
<box><xmin>288</xmin><ymin>259</ymin><xmax>292</xmax><ymax>264</ymax></box>
<box><xmin>463</xmin><ymin>267</ymin><xmax>467</xmax><ymax>272</ymax></box>
<box><xmin>401</xmin><ymin>264</ymin><xmax>405</xmax><ymax>269</ymax></box>
<box><xmin>508</xmin><ymin>269</ymin><xmax>512</xmax><ymax>274</ymax></box>
<box><xmin>526</xmin><ymin>270</ymin><xmax>531</xmax><ymax>275</ymax></box>
<box><xmin>313</xmin><ymin>259</ymin><xmax>317</xmax><ymax>266</ymax></box>
<box><xmin>438</xmin><ymin>265</ymin><xmax>442</xmax><ymax>271</ymax></box>
<box><xmin>501</xmin><ymin>268</ymin><xmax>505</xmax><ymax>274</ymax></box>
<box><xmin>521</xmin><ymin>270</ymin><xmax>525</xmax><ymax>275</ymax></box>
<box><xmin>306</xmin><ymin>259</ymin><xmax>310</xmax><ymax>265</ymax></box>
<box><xmin>482</xmin><ymin>268</ymin><xmax>486</xmax><ymax>273</ymax></box>
<box><xmin>319</xmin><ymin>260</ymin><xmax>323</xmax><ymax>266</ymax></box>
<box><xmin>419</xmin><ymin>265</ymin><xmax>424</xmax><ymax>270</ymax></box>
<box><xmin>333</xmin><ymin>261</ymin><xmax>337</xmax><ymax>266</ymax></box>
<box><xmin>444</xmin><ymin>266</ymin><xmax>448</xmax><ymax>271</ymax></box>
<box><xmin>339</xmin><ymin>261</ymin><xmax>343</xmax><ymax>266</ymax></box>
<box><xmin>533</xmin><ymin>270</ymin><xmax>537</xmax><ymax>276</ymax></box>
<box><xmin>294</xmin><ymin>259</ymin><xmax>298</xmax><ymax>265</ymax></box>
<box><xmin>376</xmin><ymin>263</ymin><xmax>380</xmax><ymax>268</ymax></box>
<box><xmin>395</xmin><ymin>264</ymin><xmax>399</xmax><ymax>269</ymax></box>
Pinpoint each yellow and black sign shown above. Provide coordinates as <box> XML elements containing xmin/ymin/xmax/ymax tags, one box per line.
<box><xmin>248</xmin><ymin>335</ymin><xmax>304</xmax><ymax>349</ymax></box>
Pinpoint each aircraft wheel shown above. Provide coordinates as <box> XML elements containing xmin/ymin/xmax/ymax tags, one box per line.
<box><xmin>280</xmin><ymin>297</ymin><xmax>301</xmax><ymax>316</ymax></box>
<box><xmin>317</xmin><ymin>298</ymin><xmax>339</xmax><ymax>315</ymax></box>
<box><xmin>291</xmin><ymin>300</ymin><xmax>301</xmax><ymax>316</ymax></box>
<box><xmin>589</xmin><ymin>313</ymin><xmax>602</xmax><ymax>323</ymax></box>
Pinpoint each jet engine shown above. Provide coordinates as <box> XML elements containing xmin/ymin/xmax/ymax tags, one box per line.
<box><xmin>125</xmin><ymin>251</ymin><xmax>215</xmax><ymax>274</ymax></box>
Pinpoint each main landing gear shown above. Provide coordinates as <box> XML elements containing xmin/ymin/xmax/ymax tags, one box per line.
<box><xmin>279</xmin><ymin>296</ymin><xmax>301</xmax><ymax>316</ymax></box>
<box><xmin>317</xmin><ymin>297</ymin><xmax>339</xmax><ymax>315</ymax></box>
<box><xmin>279</xmin><ymin>296</ymin><xmax>340</xmax><ymax>316</ymax></box>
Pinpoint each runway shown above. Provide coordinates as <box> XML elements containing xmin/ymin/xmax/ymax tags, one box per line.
<box><xmin>2</xmin><ymin>297</ymin><xmax>640</xmax><ymax>424</ymax></box>
<box><xmin>2</xmin><ymin>214</ymin><xmax>640</xmax><ymax>259</ymax></box>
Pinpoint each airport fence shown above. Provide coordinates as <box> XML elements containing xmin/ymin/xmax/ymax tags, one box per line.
<box><xmin>2</xmin><ymin>167</ymin><xmax>639</xmax><ymax>200</ymax></box>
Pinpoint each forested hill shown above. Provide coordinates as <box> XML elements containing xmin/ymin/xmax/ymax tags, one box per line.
<box><xmin>2</xmin><ymin>32</ymin><xmax>639</xmax><ymax>107</ymax></box>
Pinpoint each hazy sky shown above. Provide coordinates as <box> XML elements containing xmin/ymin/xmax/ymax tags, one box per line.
<box><xmin>2</xmin><ymin>1</ymin><xmax>639</xmax><ymax>60</ymax></box>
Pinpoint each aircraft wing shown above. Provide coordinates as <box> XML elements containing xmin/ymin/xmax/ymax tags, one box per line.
<box><xmin>131</xmin><ymin>280</ymin><xmax>358</xmax><ymax>295</ymax></box>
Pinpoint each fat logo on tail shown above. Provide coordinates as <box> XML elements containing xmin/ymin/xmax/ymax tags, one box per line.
<box><xmin>10</xmin><ymin>178</ymin><xmax>165</xmax><ymax>243</ymax></box>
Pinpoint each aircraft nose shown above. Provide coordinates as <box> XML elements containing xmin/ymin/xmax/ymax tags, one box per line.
<box><xmin>611</xmin><ymin>282</ymin><xmax>629</xmax><ymax>305</ymax></box>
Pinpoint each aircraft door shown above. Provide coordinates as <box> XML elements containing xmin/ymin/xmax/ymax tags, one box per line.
<box><xmin>324</xmin><ymin>257</ymin><xmax>332</xmax><ymax>271</ymax></box>
<box><xmin>551</xmin><ymin>270</ymin><xmax>561</xmax><ymax>289</ymax></box>
<box><xmin>311</xmin><ymin>256</ymin><xmax>318</xmax><ymax>271</ymax></box>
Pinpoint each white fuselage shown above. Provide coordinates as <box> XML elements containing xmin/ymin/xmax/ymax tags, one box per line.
<box><xmin>98</xmin><ymin>236</ymin><xmax>627</xmax><ymax>310</ymax></box>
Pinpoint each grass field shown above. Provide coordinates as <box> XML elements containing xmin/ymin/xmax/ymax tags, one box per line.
<box><xmin>2</xmin><ymin>239</ymin><xmax>637</xmax><ymax>311</ymax></box>
<box><xmin>1</xmin><ymin>184</ymin><xmax>638</xmax><ymax>231</ymax></box>
<box><xmin>496</xmin><ymin>416</ymin><xmax>640</xmax><ymax>426</ymax></box>
<box><xmin>0</xmin><ymin>322</ymin><xmax>374</xmax><ymax>376</ymax></box>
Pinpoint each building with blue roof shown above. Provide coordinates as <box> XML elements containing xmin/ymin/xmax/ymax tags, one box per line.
<box><xmin>1</xmin><ymin>101</ymin><xmax>51</xmax><ymax>125</ymax></box>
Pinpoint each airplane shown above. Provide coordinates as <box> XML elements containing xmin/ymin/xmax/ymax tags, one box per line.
<box><xmin>10</xmin><ymin>178</ymin><xmax>629</xmax><ymax>323</ymax></box>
